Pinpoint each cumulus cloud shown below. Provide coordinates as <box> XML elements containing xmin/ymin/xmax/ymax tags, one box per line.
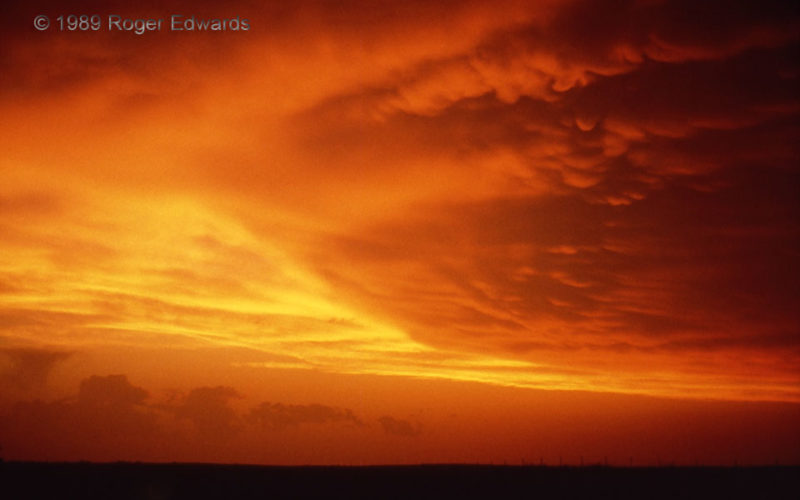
<box><xmin>174</xmin><ymin>386</ymin><xmax>242</xmax><ymax>439</ymax></box>
<box><xmin>0</xmin><ymin>374</ymin><xmax>159</xmax><ymax>461</ymax></box>
<box><xmin>0</xmin><ymin>347</ymin><xmax>71</xmax><ymax>392</ymax></box>
<box><xmin>378</xmin><ymin>416</ymin><xmax>422</xmax><ymax>437</ymax></box>
<box><xmin>0</xmin><ymin>374</ymin><xmax>376</xmax><ymax>461</ymax></box>
<box><xmin>248</xmin><ymin>402</ymin><xmax>364</xmax><ymax>430</ymax></box>
<box><xmin>78</xmin><ymin>374</ymin><xmax>148</xmax><ymax>407</ymax></box>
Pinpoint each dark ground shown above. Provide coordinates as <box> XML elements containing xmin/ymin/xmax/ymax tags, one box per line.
<box><xmin>1</xmin><ymin>462</ymin><xmax>797</xmax><ymax>499</ymax></box>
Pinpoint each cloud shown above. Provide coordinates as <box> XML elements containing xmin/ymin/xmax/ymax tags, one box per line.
<box><xmin>0</xmin><ymin>0</ymin><xmax>798</xmax><ymax>402</ymax></box>
<box><xmin>174</xmin><ymin>386</ymin><xmax>241</xmax><ymax>439</ymax></box>
<box><xmin>0</xmin><ymin>374</ymin><xmax>374</xmax><ymax>461</ymax></box>
<box><xmin>1</xmin><ymin>372</ymin><xmax>799</xmax><ymax>465</ymax></box>
<box><xmin>378</xmin><ymin>416</ymin><xmax>422</xmax><ymax>437</ymax></box>
<box><xmin>274</xmin><ymin>0</ymin><xmax>800</xmax><ymax>399</ymax></box>
<box><xmin>248</xmin><ymin>402</ymin><xmax>364</xmax><ymax>430</ymax></box>
<box><xmin>311</xmin><ymin>0</ymin><xmax>798</xmax><ymax>119</ymax></box>
<box><xmin>78</xmin><ymin>374</ymin><xmax>148</xmax><ymax>407</ymax></box>
<box><xmin>0</xmin><ymin>374</ymin><xmax>159</xmax><ymax>461</ymax></box>
<box><xmin>0</xmin><ymin>347</ymin><xmax>71</xmax><ymax>392</ymax></box>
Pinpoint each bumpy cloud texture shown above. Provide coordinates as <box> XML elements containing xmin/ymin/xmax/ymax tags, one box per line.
<box><xmin>0</xmin><ymin>0</ymin><xmax>798</xmax><ymax>444</ymax></box>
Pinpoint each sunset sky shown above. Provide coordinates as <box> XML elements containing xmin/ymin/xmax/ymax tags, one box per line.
<box><xmin>1</xmin><ymin>0</ymin><xmax>799</xmax><ymax>465</ymax></box>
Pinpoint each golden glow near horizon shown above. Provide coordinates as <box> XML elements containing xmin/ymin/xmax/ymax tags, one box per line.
<box><xmin>1</xmin><ymin>0</ymin><xmax>799</xmax><ymax>465</ymax></box>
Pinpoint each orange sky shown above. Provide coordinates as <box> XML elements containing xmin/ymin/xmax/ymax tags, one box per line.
<box><xmin>1</xmin><ymin>0</ymin><xmax>799</xmax><ymax>465</ymax></box>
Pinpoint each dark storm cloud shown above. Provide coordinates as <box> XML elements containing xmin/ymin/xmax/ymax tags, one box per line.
<box><xmin>284</xmin><ymin>0</ymin><xmax>800</xmax><ymax>391</ymax></box>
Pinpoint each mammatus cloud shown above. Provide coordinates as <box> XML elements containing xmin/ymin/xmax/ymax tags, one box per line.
<box><xmin>0</xmin><ymin>0</ymin><xmax>797</xmax><ymax>409</ymax></box>
<box><xmin>283</xmin><ymin>0</ymin><xmax>800</xmax><ymax>399</ymax></box>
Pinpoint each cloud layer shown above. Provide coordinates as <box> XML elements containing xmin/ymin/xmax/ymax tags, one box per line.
<box><xmin>0</xmin><ymin>0</ymin><xmax>798</xmax><ymax>430</ymax></box>
<box><xmin>2</xmin><ymin>373</ymin><xmax>798</xmax><ymax>465</ymax></box>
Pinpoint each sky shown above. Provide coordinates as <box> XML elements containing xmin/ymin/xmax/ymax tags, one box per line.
<box><xmin>0</xmin><ymin>0</ymin><xmax>799</xmax><ymax>465</ymax></box>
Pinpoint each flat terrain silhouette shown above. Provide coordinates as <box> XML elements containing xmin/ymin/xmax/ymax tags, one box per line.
<box><xmin>1</xmin><ymin>462</ymin><xmax>798</xmax><ymax>499</ymax></box>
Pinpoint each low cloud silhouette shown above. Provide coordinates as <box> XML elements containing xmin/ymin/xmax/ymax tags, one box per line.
<box><xmin>0</xmin><ymin>347</ymin><xmax>71</xmax><ymax>392</ymax></box>
<box><xmin>174</xmin><ymin>386</ymin><xmax>242</xmax><ymax>440</ymax></box>
<box><xmin>78</xmin><ymin>374</ymin><xmax>148</xmax><ymax>407</ymax></box>
<box><xmin>0</xmin><ymin>374</ymin><xmax>374</xmax><ymax>461</ymax></box>
<box><xmin>378</xmin><ymin>416</ymin><xmax>422</xmax><ymax>437</ymax></box>
<box><xmin>248</xmin><ymin>402</ymin><xmax>364</xmax><ymax>430</ymax></box>
<box><xmin>0</xmin><ymin>374</ymin><xmax>158</xmax><ymax>461</ymax></box>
